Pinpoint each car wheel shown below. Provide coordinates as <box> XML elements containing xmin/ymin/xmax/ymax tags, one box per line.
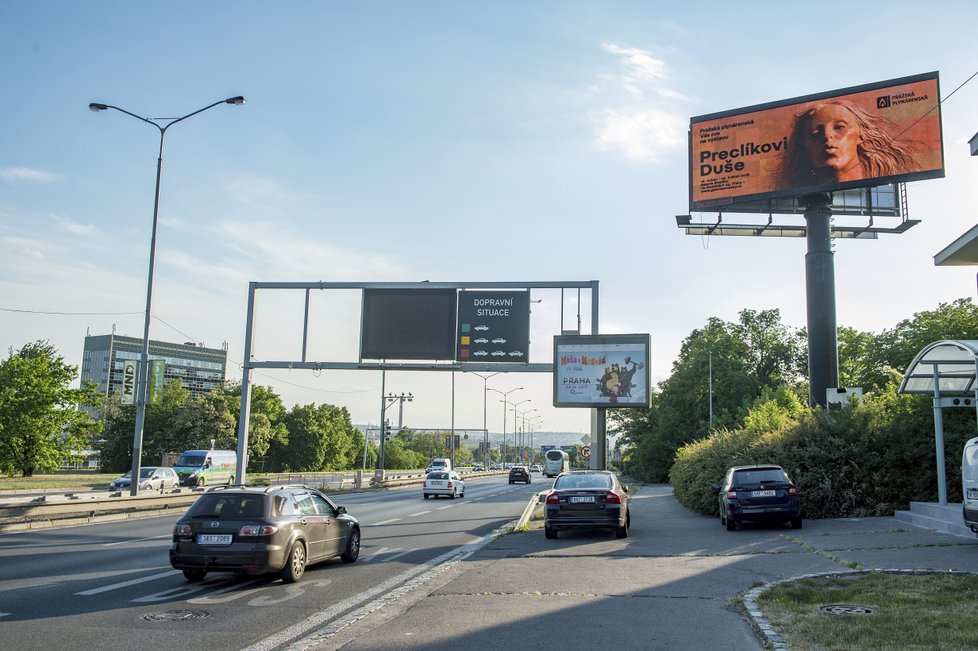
<box><xmin>615</xmin><ymin>513</ymin><xmax>629</xmax><ymax>539</ymax></box>
<box><xmin>341</xmin><ymin>528</ymin><xmax>360</xmax><ymax>563</ymax></box>
<box><xmin>450</xmin><ymin>490</ymin><xmax>456</xmax><ymax>499</ymax></box>
<box><xmin>182</xmin><ymin>568</ymin><xmax>207</xmax><ymax>582</ymax></box>
<box><xmin>726</xmin><ymin>517</ymin><xmax>737</xmax><ymax>532</ymax></box>
<box><xmin>459</xmin><ymin>491</ymin><xmax>464</xmax><ymax>498</ymax></box>
<box><xmin>719</xmin><ymin>512</ymin><xmax>726</xmax><ymax>525</ymax></box>
<box><xmin>790</xmin><ymin>517</ymin><xmax>803</xmax><ymax>529</ymax></box>
<box><xmin>544</xmin><ymin>524</ymin><xmax>557</xmax><ymax>539</ymax></box>
<box><xmin>280</xmin><ymin>541</ymin><xmax>306</xmax><ymax>583</ymax></box>
<box><xmin>423</xmin><ymin>493</ymin><xmax>429</xmax><ymax>499</ymax></box>
<box><xmin>196</xmin><ymin>477</ymin><xmax>205</xmax><ymax>488</ymax></box>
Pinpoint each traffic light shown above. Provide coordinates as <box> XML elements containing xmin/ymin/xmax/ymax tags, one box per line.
<box><xmin>383</xmin><ymin>419</ymin><xmax>392</xmax><ymax>442</ymax></box>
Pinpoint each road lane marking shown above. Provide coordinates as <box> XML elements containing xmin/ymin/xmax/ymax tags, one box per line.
<box><xmin>382</xmin><ymin>548</ymin><xmax>417</xmax><ymax>563</ymax></box>
<box><xmin>406</xmin><ymin>510</ymin><xmax>431</xmax><ymax>517</ymax></box>
<box><xmin>102</xmin><ymin>534</ymin><xmax>171</xmax><ymax>547</ymax></box>
<box><xmin>435</xmin><ymin>505</ymin><xmax>455</xmax><ymax>510</ymax></box>
<box><xmin>243</xmin><ymin>531</ymin><xmax>501</xmax><ymax>651</ymax></box>
<box><xmin>370</xmin><ymin>518</ymin><xmax>402</xmax><ymax>526</ymax></box>
<box><xmin>362</xmin><ymin>546</ymin><xmax>396</xmax><ymax>563</ymax></box>
<box><xmin>76</xmin><ymin>569</ymin><xmax>182</xmax><ymax>595</ymax></box>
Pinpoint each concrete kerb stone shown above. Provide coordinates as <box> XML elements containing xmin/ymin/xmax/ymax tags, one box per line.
<box><xmin>741</xmin><ymin>568</ymin><xmax>978</xmax><ymax>651</ymax></box>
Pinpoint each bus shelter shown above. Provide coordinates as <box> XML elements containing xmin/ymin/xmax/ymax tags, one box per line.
<box><xmin>898</xmin><ymin>340</ymin><xmax>978</xmax><ymax>505</ymax></box>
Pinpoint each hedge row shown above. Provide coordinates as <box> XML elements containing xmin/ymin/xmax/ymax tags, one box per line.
<box><xmin>669</xmin><ymin>389</ymin><xmax>976</xmax><ymax>519</ymax></box>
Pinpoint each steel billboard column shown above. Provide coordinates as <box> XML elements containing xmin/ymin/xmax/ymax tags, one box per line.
<box><xmin>235</xmin><ymin>282</ymin><xmax>257</xmax><ymax>485</ymax></box>
<box><xmin>590</xmin><ymin>280</ymin><xmax>605</xmax><ymax>470</ymax></box>
<box><xmin>802</xmin><ymin>193</ymin><xmax>839</xmax><ymax>408</ymax></box>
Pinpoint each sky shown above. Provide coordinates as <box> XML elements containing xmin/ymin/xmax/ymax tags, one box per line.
<box><xmin>2</xmin><ymin>1</ymin><xmax>977</xmax><ymax>443</ymax></box>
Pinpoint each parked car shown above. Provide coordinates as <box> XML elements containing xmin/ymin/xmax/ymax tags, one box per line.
<box><xmin>714</xmin><ymin>464</ymin><xmax>802</xmax><ymax>531</ymax></box>
<box><xmin>508</xmin><ymin>465</ymin><xmax>532</xmax><ymax>484</ymax></box>
<box><xmin>109</xmin><ymin>466</ymin><xmax>179</xmax><ymax>493</ymax></box>
<box><xmin>169</xmin><ymin>484</ymin><xmax>360</xmax><ymax>583</ymax></box>
<box><xmin>423</xmin><ymin>471</ymin><xmax>465</xmax><ymax>499</ymax></box>
<box><xmin>544</xmin><ymin>470</ymin><xmax>630</xmax><ymax>539</ymax></box>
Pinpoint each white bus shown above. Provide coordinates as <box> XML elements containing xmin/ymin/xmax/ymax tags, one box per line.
<box><xmin>544</xmin><ymin>449</ymin><xmax>570</xmax><ymax>478</ymax></box>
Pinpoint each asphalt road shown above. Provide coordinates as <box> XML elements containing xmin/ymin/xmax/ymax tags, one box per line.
<box><xmin>0</xmin><ymin>474</ymin><xmax>541</xmax><ymax>650</ymax></box>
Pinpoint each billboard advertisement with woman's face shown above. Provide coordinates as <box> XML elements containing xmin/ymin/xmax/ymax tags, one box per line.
<box><xmin>689</xmin><ymin>72</ymin><xmax>943</xmax><ymax>211</ymax></box>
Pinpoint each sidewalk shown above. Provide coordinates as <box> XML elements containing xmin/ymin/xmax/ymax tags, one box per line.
<box><xmin>311</xmin><ymin>484</ymin><xmax>978</xmax><ymax>650</ymax></box>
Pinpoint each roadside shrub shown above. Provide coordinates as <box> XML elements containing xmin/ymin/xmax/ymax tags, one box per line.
<box><xmin>670</xmin><ymin>388</ymin><xmax>976</xmax><ymax>519</ymax></box>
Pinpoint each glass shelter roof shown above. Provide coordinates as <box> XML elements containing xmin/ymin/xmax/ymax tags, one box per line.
<box><xmin>899</xmin><ymin>340</ymin><xmax>978</xmax><ymax>396</ymax></box>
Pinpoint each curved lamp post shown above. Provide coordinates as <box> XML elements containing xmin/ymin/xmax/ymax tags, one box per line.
<box><xmin>489</xmin><ymin>387</ymin><xmax>522</xmax><ymax>466</ymax></box>
<box><xmin>471</xmin><ymin>372</ymin><xmax>500</xmax><ymax>468</ymax></box>
<box><xmin>90</xmin><ymin>96</ymin><xmax>245</xmax><ymax>496</ymax></box>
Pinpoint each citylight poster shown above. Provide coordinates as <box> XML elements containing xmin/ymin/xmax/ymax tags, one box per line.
<box><xmin>689</xmin><ymin>72</ymin><xmax>943</xmax><ymax>210</ymax></box>
<box><xmin>148</xmin><ymin>359</ymin><xmax>165</xmax><ymax>405</ymax></box>
<box><xmin>553</xmin><ymin>334</ymin><xmax>651</xmax><ymax>408</ymax></box>
<box><xmin>121</xmin><ymin>360</ymin><xmax>137</xmax><ymax>405</ymax></box>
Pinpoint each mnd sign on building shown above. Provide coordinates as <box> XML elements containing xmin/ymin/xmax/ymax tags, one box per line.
<box><xmin>553</xmin><ymin>334</ymin><xmax>651</xmax><ymax>408</ymax></box>
<box><xmin>689</xmin><ymin>72</ymin><xmax>943</xmax><ymax>211</ymax></box>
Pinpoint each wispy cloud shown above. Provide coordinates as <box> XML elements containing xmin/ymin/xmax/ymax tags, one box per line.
<box><xmin>57</xmin><ymin>216</ymin><xmax>99</xmax><ymax>236</ymax></box>
<box><xmin>0</xmin><ymin>166</ymin><xmax>58</xmax><ymax>183</ymax></box>
<box><xmin>592</xmin><ymin>43</ymin><xmax>688</xmax><ymax>161</ymax></box>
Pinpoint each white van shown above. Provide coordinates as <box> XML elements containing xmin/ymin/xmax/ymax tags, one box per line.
<box><xmin>173</xmin><ymin>449</ymin><xmax>237</xmax><ymax>487</ymax></box>
<box><xmin>425</xmin><ymin>458</ymin><xmax>451</xmax><ymax>474</ymax></box>
<box><xmin>962</xmin><ymin>437</ymin><xmax>978</xmax><ymax>534</ymax></box>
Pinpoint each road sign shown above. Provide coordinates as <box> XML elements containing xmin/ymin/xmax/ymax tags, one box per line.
<box><xmin>580</xmin><ymin>434</ymin><xmax>591</xmax><ymax>445</ymax></box>
<box><xmin>456</xmin><ymin>290</ymin><xmax>530</xmax><ymax>363</ymax></box>
<box><xmin>581</xmin><ymin>445</ymin><xmax>591</xmax><ymax>459</ymax></box>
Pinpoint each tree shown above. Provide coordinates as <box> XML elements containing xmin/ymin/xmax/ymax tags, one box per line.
<box><xmin>282</xmin><ymin>403</ymin><xmax>360</xmax><ymax>471</ymax></box>
<box><xmin>0</xmin><ymin>341</ymin><xmax>101</xmax><ymax>476</ymax></box>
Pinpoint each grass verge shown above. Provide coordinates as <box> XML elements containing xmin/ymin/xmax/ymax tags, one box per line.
<box><xmin>0</xmin><ymin>472</ymin><xmax>118</xmax><ymax>492</ymax></box>
<box><xmin>756</xmin><ymin>572</ymin><xmax>978</xmax><ymax>650</ymax></box>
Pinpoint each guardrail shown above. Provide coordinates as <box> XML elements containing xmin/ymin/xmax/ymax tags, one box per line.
<box><xmin>0</xmin><ymin>468</ymin><xmax>509</xmax><ymax>532</ymax></box>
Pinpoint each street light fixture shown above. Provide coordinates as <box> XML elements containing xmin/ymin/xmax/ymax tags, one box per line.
<box><xmin>470</xmin><ymin>372</ymin><xmax>500</xmax><ymax>469</ymax></box>
<box><xmin>511</xmin><ymin>405</ymin><xmax>537</xmax><ymax>464</ymax></box>
<box><xmin>90</xmin><ymin>96</ymin><xmax>245</xmax><ymax>496</ymax></box>
<box><xmin>488</xmin><ymin>387</ymin><xmax>522</xmax><ymax>466</ymax></box>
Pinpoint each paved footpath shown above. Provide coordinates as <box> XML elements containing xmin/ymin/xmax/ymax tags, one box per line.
<box><xmin>311</xmin><ymin>484</ymin><xmax>978</xmax><ymax>651</ymax></box>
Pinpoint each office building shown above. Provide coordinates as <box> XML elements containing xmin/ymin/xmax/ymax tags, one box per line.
<box><xmin>81</xmin><ymin>333</ymin><xmax>228</xmax><ymax>406</ymax></box>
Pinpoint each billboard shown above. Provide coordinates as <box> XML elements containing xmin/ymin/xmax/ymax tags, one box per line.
<box><xmin>553</xmin><ymin>334</ymin><xmax>651</xmax><ymax>408</ymax></box>
<box><xmin>360</xmin><ymin>288</ymin><xmax>458</xmax><ymax>361</ymax></box>
<box><xmin>689</xmin><ymin>72</ymin><xmax>943</xmax><ymax>211</ymax></box>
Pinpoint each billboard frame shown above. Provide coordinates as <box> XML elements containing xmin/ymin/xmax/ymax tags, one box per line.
<box><xmin>689</xmin><ymin>71</ymin><xmax>943</xmax><ymax>212</ymax></box>
<box><xmin>553</xmin><ymin>333</ymin><xmax>651</xmax><ymax>409</ymax></box>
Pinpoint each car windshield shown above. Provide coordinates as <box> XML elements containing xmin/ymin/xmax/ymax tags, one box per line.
<box><xmin>555</xmin><ymin>474</ymin><xmax>613</xmax><ymax>490</ymax></box>
<box><xmin>733</xmin><ymin>469</ymin><xmax>786</xmax><ymax>485</ymax></box>
<box><xmin>174</xmin><ymin>454</ymin><xmax>206</xmax><ymax>467</ymax></box>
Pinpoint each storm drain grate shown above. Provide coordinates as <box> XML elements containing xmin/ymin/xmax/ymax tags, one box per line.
<box><xmin>817</xmin><ymin>604</ymin><xmax>875</xmax><ymax>616</ymax></box>
<box><xmin>141</xmin><ymin>610</ymin><xmax>211</xmax><ymax>622</ymax></box>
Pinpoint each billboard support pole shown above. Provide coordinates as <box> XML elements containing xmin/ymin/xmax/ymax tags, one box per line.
<box><xmin>802</xmin><ymin>193</ymin><xmax>839</xmax><ymax>407</ymax></box>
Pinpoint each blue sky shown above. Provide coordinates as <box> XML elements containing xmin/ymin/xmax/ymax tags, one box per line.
<box><xmin>2</xmin><ymin>1</ymin><xmax>977</xmax><ymax>438</ymax></box>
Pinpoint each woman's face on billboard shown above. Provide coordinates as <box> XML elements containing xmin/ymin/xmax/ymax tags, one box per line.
<box><xmin>804</xmin><ymin>104</ymin><xmax>862</xmax><ymax>180</ymax></box>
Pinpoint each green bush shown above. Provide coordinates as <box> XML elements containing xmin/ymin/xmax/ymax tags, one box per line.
<box><xmin>670</xmin><ymin>387</ymin><xmax>976</xmax><ymax>519</ymax></box>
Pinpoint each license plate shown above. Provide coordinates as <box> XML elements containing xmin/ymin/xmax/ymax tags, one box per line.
<box><xmin>197</xmin><ymin>534</ymin><xmax>232</xmax><ymax>545</ymax></box>
<box><xmin>569</xmin><ymin>496</ymin><xmax>595</xmax><ymax>503</ymax></box>
<box><xmin>750</xmin><ymin>490</ymin><xmax>776</xmax><ymax>497</ymax></box>
<box><xmin>969</xmin><ymin>488</ymin><xmax>978</xmax><ymax>499</ymax></box>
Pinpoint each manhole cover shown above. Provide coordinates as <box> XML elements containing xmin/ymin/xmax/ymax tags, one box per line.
<box><xmin>141</xmin><ymin>610</ymin><xmax>210</xmax><ymax>622</ymax></box>
<box><xmin>818</xmin><ymin>604</ymin><xmax>875</xmax><ymax>616</ymax></box>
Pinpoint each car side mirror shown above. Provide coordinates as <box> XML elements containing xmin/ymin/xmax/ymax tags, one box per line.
<box><xmin>538</xmin><ymin>494</ymin><xmax>546</xmax><ymax>503</ymax></box>
<box><xmin>336</xmin><ymin>505</ymin><xmax>347</xmax><ymax>514</ymax></box>
<box><xmin>711</xmin><ymin>483</ymin><xmax>722</xmax><ymax>491</ymax></box>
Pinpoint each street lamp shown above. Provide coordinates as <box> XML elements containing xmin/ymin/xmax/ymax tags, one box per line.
<box><xmin>488</xmin><ymin>387</ymin><xmax>522</xmax><ymax>466</ymax></box>
<box><xmin>511</xmin><ymin>406</ymin><xmax>537</xmax><ymax>464</ymax></box>
<box><xmin>469</xmin><ymin>372</ymin><xmax>500</xmax><ymax>469</ymax></box>
<box><xmin>509</xmin><ymin>401</ymin><xmax>532</xmax><ymax>464</ymax></box>
<box><xmin>90</xmin><ymin>96</ymin><xmax>245</xmax><ymax>496</ymax></box>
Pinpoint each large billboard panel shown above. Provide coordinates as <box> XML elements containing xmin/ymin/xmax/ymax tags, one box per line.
<box><xmin>689</xmin><ymin>72</ymin><xmax>943</xmax><ymax>211</ymax></box>
<box><xmin>553</xmin><ymin>334</ymin><xmax>651</xmax><ymax>409</ymax></box>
